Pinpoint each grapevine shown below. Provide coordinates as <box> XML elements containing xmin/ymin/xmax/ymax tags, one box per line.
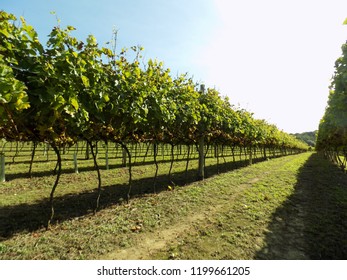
<box><xmin>0</xmin><ymin>11</ymin><xmax>308</xmax><ymax>227</ymax></box>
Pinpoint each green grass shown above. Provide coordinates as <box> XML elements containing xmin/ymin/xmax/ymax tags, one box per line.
<box><xmin>1</xmin><ymin>149</ymin><xmax>347</xmax><ymax>259</ymax></box>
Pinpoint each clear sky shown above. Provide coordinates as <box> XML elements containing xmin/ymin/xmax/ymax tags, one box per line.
<box><xmin>2</xmin><ymin>0</ymin><xmax>347</xmax><ymax>133</ymax></box>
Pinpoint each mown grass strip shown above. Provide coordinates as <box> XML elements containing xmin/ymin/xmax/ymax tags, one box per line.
<box><xmin>151</xmin><ymin>153</ymin><xmax>347</xmax><ymax>260</ymax></box>
<box><xmin>1</xmin><ymin>153</ymin><xmax>346</xmax><ymax>260</ymax></box>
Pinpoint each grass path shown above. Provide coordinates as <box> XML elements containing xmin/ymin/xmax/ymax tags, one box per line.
<box><xmin>103</xmin><ymin>154</ymin><xmax>306</xmax><ymax>260</ymax></box>
<box><xmin>1</xmin><ymin>152</ymin><xmax>347</xmax><ymax>259</ymax></box>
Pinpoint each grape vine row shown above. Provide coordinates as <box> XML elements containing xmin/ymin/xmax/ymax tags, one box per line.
<box><xmin>317</xmin><ymin>23</ymin><xmax>347</xmax><ymax>171</ymax></box>
<box><xmin>0</xmin><ymin>11</ymin><xmax>308</xmax><ymax>227</ymax></box>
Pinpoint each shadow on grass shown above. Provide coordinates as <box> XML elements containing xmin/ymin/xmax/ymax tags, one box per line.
<box><xmin>4</xmin><ymin>156</ymin><xmax>198</xmax><ymax>180</ymax></box>
<box><xmin>255</xmin><ymin>153</ymin><xmax>347</xmax><ymax>259</ymax></box>
<box><xmin>4</xmin><ymin>155</ymin><xmax>244</xmax><ymax>180</ymax></box>
<box><xmin>0</xmin><ymin>155</ymin><xmax>269</xmax><ymax>240</ymax></box>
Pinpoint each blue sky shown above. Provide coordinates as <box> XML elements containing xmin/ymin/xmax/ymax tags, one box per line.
<box><xmin>2</xmin><ymin>0</ymin><xmax>218</xmax><ymax>74</ymax></box>
<box><xmin>2</xmin><ymin>0</ymin><xmax>347</xmax><ymax>133</ymax></box>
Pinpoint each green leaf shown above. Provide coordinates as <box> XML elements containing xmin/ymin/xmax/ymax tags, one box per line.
<box><xmin>70</xmin><ymin>97</ymin><xmax>79</xmax><ymax>110</ymax></box>
<box><xmin>81</xmin><ymin>75</ymin><xmax>90</xmax><ymax>87</ymax></box>
<box><xmin>343</xmin><ymin>18</ymin><xmax>347</xmax><ymax>25</ymax></box>
<box><xmin>86</xmin><ymin>35</ymin><xmax>97</xmax><ymax>46</ymax></box>
<box><xmin>53</xmin><ymin>96</ymin><xmax>66</xmax><ymax>110</ymax></box>
<box><xmin>103</xmin><ymin>94</ymin><xmax>110</xmax><ymax>102</ymax></box>
<box><xmin>0</xmin><ymin>29</ymin><xmax>10</xmax><ymax>38</ymax></box>
<box><xmin>101</xmin><ymin>47</ymin><xmax>113</xmax><ymax>57</ymax></box>
<box><xmin>143</xmin><ymin>106</ymin><xmax>148</xmax><ymax>116</ymax></box>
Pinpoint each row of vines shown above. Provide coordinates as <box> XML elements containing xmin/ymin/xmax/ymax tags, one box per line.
<box><xmin>316</xmin><ymin>22</ymin><xmax>347</xmax><ymax>171</ymax></box>
<box><xmin>0</xmin><ymin>11</ymin><xmax>308</xmax><ymax>227</ymax></box>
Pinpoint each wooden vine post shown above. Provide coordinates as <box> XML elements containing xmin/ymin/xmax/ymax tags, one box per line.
<box><xmin>197</xmin><ymin>137</ymin><xmax>205</xmax><ymax>181</ymax></box>
<box><xmin>249</xmin><ymin>146</ymin><xmax>253</xmax><ymax>165</ymax></box>
<box><xmin>184</xmin><ymin>144</ymin><xmax>191</xmax><ymax>184</ymax></box>
<box><xmin>73</xmin><ymin>143</ymin><xmax>79</xmax><ymax>174</ymax></box>
<box><xmin>0</xmin><ymin>153</ymin><xmax>5</xmax><ymax>183</ymax></box>
<box><xmin>73</xmin><ymin>153</ymin><xmax>79</xmax><ymax>174</ymax></box>
<box><xmin>105</xmin><ymin>141</ymin><xmax>109</xmax><ymax>170</ymax></box>
<box><xmin>197</xmin><ymin>84</ymin><xmax>206</xmax><ymax>181</ymax></box>
<box><xmin>153</xmin><ymin>142</ymin><xmax>159</xmax><ymax>192</ymax></box>
<box><xmin>28</xmin><ymin>142</ymin><xmax>37</xmax><ymax>178</ymax></box>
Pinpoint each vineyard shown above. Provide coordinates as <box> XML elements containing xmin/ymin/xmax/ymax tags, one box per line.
<box><xmin>316</xmin><ymin>33</ymin><xmax>347</xmax><ymax>171</ymax></box>
<box><xmin>0</xmin><ymin>10</ymin><xmax>308</xmax><ymax>228</ymax></box>
<box><xmin>1</xmin><ymin>10</ymin><xmax>347</xmax><ymax>260</ymax></box>
<box><xmin>0</xmin><ymin>141</ymin><xmax>299</xmax><ymax>233</ymax></box>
